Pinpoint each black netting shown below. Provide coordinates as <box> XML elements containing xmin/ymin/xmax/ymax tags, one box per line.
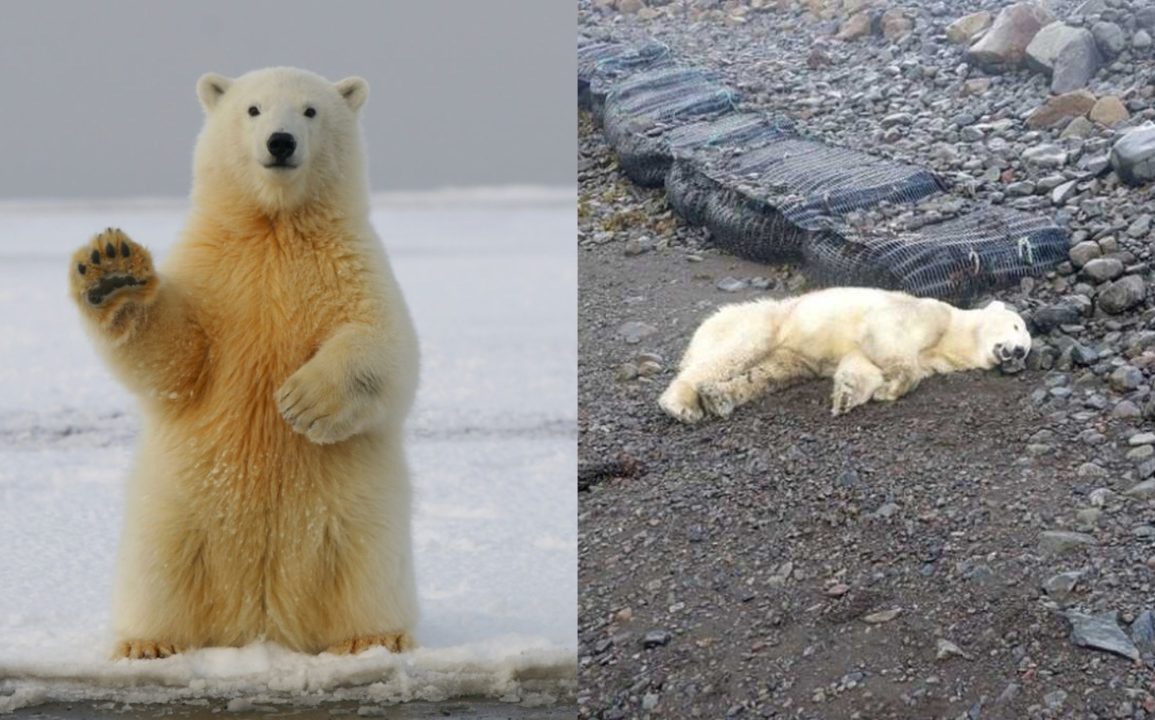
<box><xmin>577</xmin><ymin>40</ymin><xmax>673</xmax><ymax>121</ymax></box>
<box><xmin>578</xmin><ymin>37</ymin><xmax>1070</xmax><ymax>302</ymax></box>
<box><xmin>602</xmin><ymin>68</ymin><xmax>741</xmax><ymax>187</ymax></box>
<box><xmin>803</xmin><ymin>207</ymin><xmax>1068</xmax><ymax>303</ymax></box>
<box><xmin>669</xmin><ymin>136</ymin><xmax>946</xmax><ymax>261</ymax></box>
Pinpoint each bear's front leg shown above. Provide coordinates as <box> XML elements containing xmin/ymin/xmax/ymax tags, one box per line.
<box><xmin>70</xmin><ymin>228</ymin><xmax>158</xmax><ymax>338</ymax></box>
<box><xmin>276</xmin><ymin>324</ymin><xmax>398</xmax><ymax>444</ymax></box>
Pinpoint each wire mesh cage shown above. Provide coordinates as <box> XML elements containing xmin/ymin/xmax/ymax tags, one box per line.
<box><xmin>602</xmin><ymin>67</ymin><xmax>741</xmax><ymax>187</ymax></box>
<box><xmin>803</xmin><ymin>207</ymin><xmax>1068</xmax><ymax>303</ymax></box>
<box><xmin>669</xmin><ymin>136</ymin><xmax>946</xmax><ymax>261</ymax></box>
<box><xmin>577</xmin><ymin>40</ymin><xmax>673</xmax><ymax>121</ymax></box>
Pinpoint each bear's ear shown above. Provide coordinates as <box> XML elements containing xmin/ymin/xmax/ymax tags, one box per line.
<box><xmin>197</xmin><ymin>73</ymin><xmax>233</xmax><ymax>112</ymax></box>
<box><xmin>335</xmin><ymin>76</ymin><xmax>369</xmax><ymax>112</ymax></box>
<box><xmin>986</xmin><ymin>300</ymin><xmax>1007</xmax><ymax>312</ymax></box>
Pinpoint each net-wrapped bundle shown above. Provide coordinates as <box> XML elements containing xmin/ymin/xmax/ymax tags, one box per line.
<box><xmin>602</xmin><ymin>67</ymin><xmax>741</xmax><ymax>187</ymax></box>
<box><xmin>577</xmin><ymin>40</ymin><xmax>672</xmax><ymax>121</ymax></box>
<box><xmin>803</xmin><ymin>207</ymin><xmax>1068</xmax><ymax>303</ymax></box>
<box><xmin>668</xmin><ymin>137</ymin><xmax>946</xmax><ymax>262</ymax></box>
<box><xmin>665</xmin><ymin>114</ymin><xmax>798</xmax><ymax>226</ymax></box>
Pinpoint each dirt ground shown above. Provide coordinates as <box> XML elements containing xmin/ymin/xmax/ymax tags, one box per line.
<box><xmin>577</xmin><ymin>118</ymin><xmax>1155</xmax><ymax>720</ymax></box>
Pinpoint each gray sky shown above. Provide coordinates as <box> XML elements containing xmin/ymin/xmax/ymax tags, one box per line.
<box><xmin>0</xmin><ymin>1</ymin><xmax>575</xmax><ymax>198</ymax></box>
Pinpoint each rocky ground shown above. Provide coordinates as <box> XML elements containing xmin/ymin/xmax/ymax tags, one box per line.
<box><xmin>578</xmin><ymin>0</ymin><xmax>1155</xmax><ymax>717</ymax></box>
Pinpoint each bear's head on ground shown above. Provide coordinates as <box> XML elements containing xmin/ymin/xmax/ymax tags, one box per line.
<box><xmin>193</xmin><ymin>67</ymin><xmax>369</xmax><ymax>215</ymax></box>
<box><xmin>974</xmin><ymin>300</ymin><xmax>1031</xmax><ymax>367</ymax></box>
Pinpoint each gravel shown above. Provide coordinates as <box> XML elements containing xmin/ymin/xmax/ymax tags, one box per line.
<box><xmin>580</xmin><ymin>0</ymin><xmax>1155</xmax><ymax>715</ymax></box>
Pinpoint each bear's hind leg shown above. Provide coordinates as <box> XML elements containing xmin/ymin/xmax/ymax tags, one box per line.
<box><xmin>699</xmin><ymin>350</ymin><xmax>813</xmax><ymax>419</ymax></box>
<box><xmin>831</xmin><ymin>354</ymin><xmax>884</xmax><ymax>416</ymax></box>
<box><xmin>872</xmin><ymin>361</ymin><xmax>926</xmax><ymax>402</ymax></box>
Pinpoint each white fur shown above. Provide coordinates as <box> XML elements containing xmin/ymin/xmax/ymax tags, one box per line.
<box><xmin>87</xmin><ymin>67</ymin><xmax>420</xmax><ymax>655</ymax></box>
<box><xmin>659</xmin><ymin>287</ymin><xmax>1031</xmax><ymax>422</ymax></box>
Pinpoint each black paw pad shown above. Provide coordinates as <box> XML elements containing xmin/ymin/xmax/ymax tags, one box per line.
<box><xmin>86</xmin><ymin>274</ymin><xmax>141</xmax><ymax>306</ymax></box>
<box><xmin>105</xmin><ymin>242</ymin><xmax>116</xmax><ymax>258</ymax></box>
<box><xmin>90</xmin><ymin>249</ymin><xmax>101</xmax><ymax>265</ymax></box>
<box><xmin>120</xmin><ymin>242</ymin><xmax>131</xmax><ymax>258</ymax></box>
<box><xmin>77</xmin><ymin>263</ymin><xmax>86</xmax><ymax>275</ymax></box>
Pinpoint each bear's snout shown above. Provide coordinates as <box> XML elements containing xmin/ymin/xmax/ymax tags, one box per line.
<box><xmin>994</xmin><ymin>342</ymin><xmax>1027</xmax><ymax>362</ymax></box>
<box><xmin>267</xmin><ymin>132</ymin><xmax>297</xmax><ymax>163</ymax></box>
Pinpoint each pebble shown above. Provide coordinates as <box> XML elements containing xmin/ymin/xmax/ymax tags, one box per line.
<box><xmin>1039</xmin><ymin>530</ymin><xmax>1097</xmax><ymax>554</ymax></box>
<box><xmin>1066</xmin><ymin>611</ymin><xmax>1141</xmax><ymax>660</ymax></box>
<box><xmin>618</xmin><ymin>321</ymin><xmax>657</xmax><ymax>344</ymax></box>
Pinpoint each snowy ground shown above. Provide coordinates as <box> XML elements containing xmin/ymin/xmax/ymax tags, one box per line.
<box><xmin>0</xmin><ymin>189</ymin><xmax>576</xmax><ymax>712</ymax></box>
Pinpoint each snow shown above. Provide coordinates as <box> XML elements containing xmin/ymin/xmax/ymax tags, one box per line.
<box><xmin>0</xmin><ymin>189</ymin><xmax>576</xmax><ymax>712</ymax></box>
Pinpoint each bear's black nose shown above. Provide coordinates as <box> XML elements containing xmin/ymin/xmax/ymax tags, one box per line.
<box><xmin>1014</xmin><ymin>346</ymin><xmax>1026</xmax><ymax>359</ymax></box>
<box><xmin>267</xmin><ymin>132</ymin><xmax>297</xmax><ymax>161</ymax></box>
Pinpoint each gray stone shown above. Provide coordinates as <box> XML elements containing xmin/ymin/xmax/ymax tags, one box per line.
<box><xmin>1068</xmin><ymin>241</ymin><xmax>1101</xmax><ymax>268</ymax></box>
<box><xmin>1110</xmin><ymin>124</ymin><xmax>1155</xmax><ymax>186</ymax></box>
<box><xmin>1128</xmin><ymin>215</ymin><xmax>1152</xmax><ymax>239</ymax></box>
<box><xmin>1022</xmin><ymin>143</ymin><xmax>1068</xmax><ymax>170</ymax></box>
<box><xmin>1067</xmin><ymin>611</ymin><xmax>1140</xmax><ymax>660</ymax></box>
<box><xmin>1109</xmin><ymin>365</ymin><xmax>1144</xmax><ymax>391</ymax></box>
<box><xmin>1039</xmin><ymin>530</ymin><xmax>1097</xmax><ymax>554</ymax></box>
<box><xmin>1081</xmin><ymin>257</ymin><xmax>1124</xmax><ymax>282</ymax></box>
<box><xmin>1131</xmin><ymin>610</ymin><xmax>1155</xmax><ymax>654</ymax></box>
<box><xmin>1026</xmin><ymin>23</ymin><xmax>1090</xmax><ymax>73</ymax></box>
<box><xmin>1098</xmin><ymin>275</ymin><xmax>1147</xmax><ymax>314</ymax></box>
<box><xmin>1042</xmin><ymin>570</ymin><xmax>1083</xmax><ymax>601</ymax></box>
<box><xmin>1091</xmin><ymin>21</ymin><xmax>1125</xmax><ymax>59</ymax></box>
<box><xmin>1051</xmin><ymin>30</ymin><xmax>1103</xmax><ymax>93</ymax></box>
<box><xmin>715</xmin><ymin>276</ymin><xmax>748</xmax><ymax>292</ymax></box>
<box><xmin>1135</xmin><ymin>29</ymin><xmax>1153</xmax><ymax>50</ymax></box>
<box><xmin>1033</xmin><ymin>303</ymin><xmax>1082</xmax><ymax>331</ymax></box>
<box><xmin>618</xmin><ymin>321</ymin><xmax>658</xmax><ymax>344</ymax></box>
<box><xmin>643</xmin><ymin>630</ymin><xmax>672</xmax><ymax>648</ymax></box>
<box><xmin>1124</xmin><ymin>479</ymin><xmax>1155</xmax><ymax>499</ymax></box>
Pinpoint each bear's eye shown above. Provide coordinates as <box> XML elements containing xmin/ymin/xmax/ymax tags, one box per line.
<box><xmin>247</xmin><ymin>106</ymin><xmax>260</xmax><ymax>117</ymax></box>
<box><xmin>304</xmin><ymin>107</ymin><xmax>316</xmax><ymax>118</ymax></box>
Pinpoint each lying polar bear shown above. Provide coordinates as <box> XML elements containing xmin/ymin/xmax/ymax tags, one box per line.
<box><xmin>659</xmin><ymin>287</ymin><xmax>1031</xmax><ymax>422</ymax></box>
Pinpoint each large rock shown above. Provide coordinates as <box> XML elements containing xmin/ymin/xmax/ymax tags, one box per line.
<box><xmin>1092</xmin><ymin>21</ymin><xmax>1126</xmax><ymax>59</ymax></box>
<box><xmin>1110</xmin><ymin>124</ymin><xmax>1155</xmax><ymax>186</ymax></box>
<box><xmin>1089</xmin><ymin>95</ymin><xmax>1129</xmax><ymax>126</ymax></box>
<box><xmin>1026</xmin><ymin>89</ymin><xmax>1096</xmax><ymax>129</ymax></box>
<box><xmin>1022</xmin><ymin>143</ymin><xmax>1067</xmax><ymax>170</ymax></box>
<box><xmin>1026</xmin><ymin>22</ymin><xmax>1090</xmax><ymax>73</ymax></box>
<box><xmin>836</xmin><ymin>11</ymin><xmax>873</xmax><ymax>41</ymax></box>
<box><xmin>1098</xmin><ymin>275</ymin><xmax>1147</xmax><ymax>314</ymax></box>
<box><xmin>966</xmin><ymin>3</ymin><xmax>1055</xmax><ymax>70</ymax></box>
<box><xmin>1067</xmin><ymin>612</ymin><xmax>1140</xmax><ymax>661</ymax></box>
<box><xmin>1051</xmin><ymin>30</ymin><xmax>1103</xmax><ymax>93</ymax></box>
<box><xmin>947</xmin><ymin>11</ymin><xmax>992</xmax><ymax>45</ymax></box>
<box><xmin>881</xmin><ymin>8</ymin><xmax>913</xmax><ymax>40</ymax></box>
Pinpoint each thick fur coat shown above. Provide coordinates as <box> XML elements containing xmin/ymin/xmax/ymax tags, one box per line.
<box><xmin>660</xmin><ymin>287</ymin><xmax>1031</xmax><ymax>422</ymax></box>
<box><xmin>69</xmin><ymin>68</ymin><xmax>419</xmax><ymax>658</ymax></box>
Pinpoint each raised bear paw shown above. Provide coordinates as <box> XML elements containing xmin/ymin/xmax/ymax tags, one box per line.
<box><xmin>113</xmin><ymin>639</ymin><xmax>181</xmax><ymax>660</ymax></box>
<box><xmin>327</xmin><ymin>631</ymin><xmax>415</xmax><ymax>655</ymax></box>
<box><xmin>70</xmin><ymin>228</ymin><xmax>155</xmax><ymax>310</ymax></box>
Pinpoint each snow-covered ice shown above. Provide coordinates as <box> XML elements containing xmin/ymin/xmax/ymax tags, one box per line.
<box><xmin>0</xmin><ymin>189</ymin><xmax>576</xmax><ymax>712</ymax></box>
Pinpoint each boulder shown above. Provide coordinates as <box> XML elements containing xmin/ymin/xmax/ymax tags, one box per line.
<box><xmin>1091</xmin><ymin>21</ymin><xmax>1125</xmax><ymax>59</ymax></box>
<box><xmin>1026</xmin><ymin>89</ymin><xmax>1096</xmax><ymax>129</ymax></box>
<box><xmin>1051</xmin><ymin>30</ymin><xmax>1103</xmax><ymax>93</ymax></box>
<box><xmin>1089</xmin><ymin>95</ymin><xmax>1129</xmax><ymax>126</ymax></box>
<box><xmin>1110</xmin><ymin>124</ymin><xmax>1155</xmax><ymax>186</ymax></box>
<box><xmin>966</xmin><ymin>2</ymin><xmax>1055</xmax><ymax>70</ymax></box>
<box><xmin>1098</xmin><ymin>275</ymin><xmax>1147</xmax><ymax>314</ymax></box>
<box><xmin>881</xmin><ymin>8</ymin><xmax>913</xmax><ymax>40</ymax></box>
<box><xmin>837</xmin><ymin>11</ymin><xmax>873</xmax><ymax>40</ymax></box>
<box><xmin>1026</xmin><ymin>22</ymin><xmax>1089</xmax><ymax>73</ymax></box>
<box><xmin>947</xmin><ymin>11</ymin><xmax>992</xmax><ymax>45</ymax></box>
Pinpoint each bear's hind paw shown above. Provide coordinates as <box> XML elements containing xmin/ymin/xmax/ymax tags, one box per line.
<box><xmin>114</xmin><ymin>639</ymin><xmax>180</xmax><ymax>660</ymax></box>
<box><xmin>658</xmin><ymin>382</ymin><xmax>704</xmax><ymax>424</ymax></box>
<box><xmin>327</xmin><ymin>632</ymin><xmax>415</xmax><ymax>655</ymax></box>
<box><xmin>697</xmin><ymin>382</ymin><xmax>735</xmax><ymax>419</ymax></box>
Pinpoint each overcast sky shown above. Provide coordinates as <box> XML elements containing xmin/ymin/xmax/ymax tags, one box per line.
<box><xmin>0</xmin><ymin>1</ymin><xmax>575</xmax><ymax>199</ymax></box>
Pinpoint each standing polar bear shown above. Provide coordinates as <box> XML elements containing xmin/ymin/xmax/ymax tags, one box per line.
<box><xmin>659</xmin><ymin>287</ymin><xmax>1031</xmax><ymax>422</ymax></box>
<box><xmin>69</xmin><ymin>68</ymin><xmax>419</xmax><ymax>658</ymax></box>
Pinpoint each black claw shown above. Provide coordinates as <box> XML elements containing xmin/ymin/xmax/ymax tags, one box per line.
<box><xmin>90</xmin><ymin>249</ymin><xmax>100</xmax><ymax>265</ymax></box>
<box><xmin>77</xmin><ymin>263</ymin><xmax>86</xmax><ymax>275</ymax></box>
<box><xmin>105</xmin><ymin>242</ymin><xmax>115</xmax><ymax>257</ymax></box>
<box><xmin>120</xmin><ymin>242</ymin><xmax>131</xmax><ymax>258</ymax></box>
